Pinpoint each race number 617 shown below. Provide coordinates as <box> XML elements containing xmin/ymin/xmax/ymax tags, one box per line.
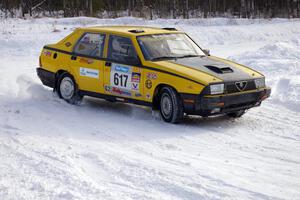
<box><xmin>114</xmin><ymin>73</ymin><xmax>128</xmax><ymax>87</ymax></box>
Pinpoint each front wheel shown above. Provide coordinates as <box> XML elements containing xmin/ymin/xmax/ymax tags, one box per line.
<box><xmin>159</xmin><ymin>87</ymin><xmax>184</xmax><ymax>124</ymax></box>
<box><xmin>58</xmin><ymin>73</ymin><xmax>82</xmax><ymax>105</ymax></box>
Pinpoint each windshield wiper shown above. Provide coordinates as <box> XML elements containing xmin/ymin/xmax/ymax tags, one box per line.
<box><xmin>177</xmin><ymin>54</ymin><xmax>205</xmax><ymax>59</ymax></box>
<box><xmin>151</xmin><ymin>56</ymin><xmax>179</xmax><ymax>61</ymax></box>
<box><xmin>151</xmin><ymin>54</ymin><xmax>205</xmax><ymax>61</ymax></box>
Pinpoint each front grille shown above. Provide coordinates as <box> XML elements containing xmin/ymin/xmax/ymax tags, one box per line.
<box><xmin>225</xmin><ymin>80</ymin><xmax>256</xmax><ymax>94</ymax></box>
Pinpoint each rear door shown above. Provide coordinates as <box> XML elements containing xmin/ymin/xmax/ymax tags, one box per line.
<box><xmin>103</xmin><ymin>34</ymin><xmax>144</xmax><ymax>100</ymax></box>
<box><xmin>70</xmin><ymin>32</ymin><xmax>106</xmax><ymax>93</ymax></box>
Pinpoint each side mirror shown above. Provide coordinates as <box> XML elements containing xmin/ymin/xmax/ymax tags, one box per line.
<box><xmin>203</xmin><ymin>49</ymin><xmax>210</xmax><ymax>56</ymax></box>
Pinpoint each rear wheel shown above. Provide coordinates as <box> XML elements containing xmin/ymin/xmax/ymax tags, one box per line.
<box><xmin>227</xmin><ymin>110</ymin><xmax>246</xmax><ymax>118</ymax></box>
<box><xmin>159</xmin><ymin>86</ymin><xmax>184</xmax><ymax>123</ymax></box>
<box><xmin>58</xmin><ymin>73</ymin><xmax>82</xmax><ymax>105</ymax></box>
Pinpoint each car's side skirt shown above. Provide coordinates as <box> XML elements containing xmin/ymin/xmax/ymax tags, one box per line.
<box><xmin>79</xmin><ymin>90</ymin><xmax>153</xmax><ymax>107</ymax></box>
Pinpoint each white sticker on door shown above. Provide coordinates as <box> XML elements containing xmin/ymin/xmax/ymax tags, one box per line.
<box><xmin>80</xmin><ymin>67</ymin><xmax>99</xmax><ymax>79</ymax></box>
<box><xmin>110</xmin><ymin>63</ymin><xmax>141</xmax><ymax>96</ymax></box>
<box><xmin>110</xmin><ymin>63</ymin><xmax>131</xmax><ymax>89</ymax></box>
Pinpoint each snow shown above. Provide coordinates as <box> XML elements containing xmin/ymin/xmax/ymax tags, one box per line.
<box><xmin>0</xmin><ymin>17</ymin><xmax>300</xmax><ymax>200</ymax></box>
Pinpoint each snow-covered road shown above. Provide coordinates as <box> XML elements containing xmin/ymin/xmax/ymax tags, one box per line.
<box><xmin>0</xmin><ymin>17</ymin><xmax>299</xmax><ymax>200</ymax></box>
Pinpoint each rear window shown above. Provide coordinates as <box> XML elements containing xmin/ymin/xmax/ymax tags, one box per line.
<box><xmin>74</xmin><ymin>33</ymin><xmax>106</xmax><ymax>58</ymax></box>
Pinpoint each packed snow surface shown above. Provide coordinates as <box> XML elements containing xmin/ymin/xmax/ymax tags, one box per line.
<box><xmin>0</xmin><ymin>17</ymin><xmax>300</xmax><ymax>200</ymax></box>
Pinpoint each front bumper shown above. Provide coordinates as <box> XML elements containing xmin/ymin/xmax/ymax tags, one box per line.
<box><xmin>182</xmin><ymin>88</ymin><xmax>271</xmax><ymax>116</ymax></box>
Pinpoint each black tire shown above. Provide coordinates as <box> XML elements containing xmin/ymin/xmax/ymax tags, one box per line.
<box><xmin>227</xmin><ymin>110</ymin><xmax>246</xmax><ymax>118</ymax></box>
<box><xmin>159</xmin><ymin>86</ymin><xmax>184</xmax><ymax>123</ymax></box>
<box><xmin>57</xmin><ymin>73</ymin><xmax>82</xmax><ymax>105</ymax></box>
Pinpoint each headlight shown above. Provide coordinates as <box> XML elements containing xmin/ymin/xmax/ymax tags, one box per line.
<box><xmin>210</xmin><ymin>84</ymin><xmax>224</xmax><ymax>94</ymax></box>
<box><xmin>254</xmin><ymin>78</ymin><xmax>265</xmax><ymax>89</ymax></box>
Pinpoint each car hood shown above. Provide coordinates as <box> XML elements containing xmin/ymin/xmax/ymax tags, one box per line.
<box><xmin>163</xmin><ymin>56</ymin><xmax>262</xmax><ymax>82</ymax></box>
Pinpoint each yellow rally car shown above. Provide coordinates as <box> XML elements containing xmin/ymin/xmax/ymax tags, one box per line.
<box><xmin>37</xmin><ymin>26</ymin><xmax>271</xmax><ymax>123</ymax></box>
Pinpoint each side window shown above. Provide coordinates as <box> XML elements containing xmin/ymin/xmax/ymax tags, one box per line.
<box><xmin>74</xmin><ymin>33</ymin><xmax>105</xmax><ymax>57</ymax></box>
<box><xmin>107</xmin><ymin>35</ymin><xmax>140</xmax><ymax>66</ymax></box>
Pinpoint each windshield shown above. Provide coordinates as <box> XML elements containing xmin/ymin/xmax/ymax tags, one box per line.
<box><xmin>137</xmin><ymin>33</ymin><xmax>206</xmax><ymax>61</ymax></box>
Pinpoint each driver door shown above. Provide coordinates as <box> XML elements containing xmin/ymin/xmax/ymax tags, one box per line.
<box><xmin>103</xmin><ymin>34</ymin><xmax>144</xmax><ymax>100</ymax></box>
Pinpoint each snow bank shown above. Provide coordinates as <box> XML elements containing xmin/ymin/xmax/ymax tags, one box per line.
<box><xmin>229</xmin><ymin>39</ymin><xmax>300</xmax><ymax>112</ymax></box>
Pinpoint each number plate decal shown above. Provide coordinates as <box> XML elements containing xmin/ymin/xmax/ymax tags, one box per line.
<box><xmin>110</xmin><ymin>63</ymin><xmax>132</xmax><ymax>91</ymax></box>
<box><xmin>110</xmin><ymin>63</ymin><xmax>142</xmax><ymax>97</ymax></box>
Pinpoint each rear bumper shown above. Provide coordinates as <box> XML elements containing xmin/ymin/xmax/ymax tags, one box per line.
<box><xmin>182</xmin><ymin>88</ymin><xmax>271</xmax><ymax>116</ymax></box>
<box><xmin>36</xmin><ymin>68</ymin><xmax>55</xmax><ymax>88</ymax></box>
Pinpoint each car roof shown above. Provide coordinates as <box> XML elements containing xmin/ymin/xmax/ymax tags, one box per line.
<box><xmin>79</xmin><ymin>26</ymin><xmax>184</xmax><ymax>36</ymax></box>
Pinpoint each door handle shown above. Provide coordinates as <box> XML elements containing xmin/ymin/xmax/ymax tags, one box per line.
<box><xmin>71</xmin><ymin>55</ymin><xmax>77</xmax><ymax>60</ymax></box>
<box><xmin>105</xmin><ymin>61</ymin><xmax>111</xmax><ymax>67</ymax></box>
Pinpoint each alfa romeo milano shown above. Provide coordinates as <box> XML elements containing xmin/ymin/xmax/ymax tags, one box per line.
<box><xmin>37</xmin><ymin>26</ymin><xmax>271</xmax><ymax>123</ymax></box>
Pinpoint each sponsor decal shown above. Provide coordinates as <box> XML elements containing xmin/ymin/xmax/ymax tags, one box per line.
<box><xmin>235</xmin><ymin>81</ymin><xmax>248</xmax><ymax>91</ymax></box>
<box><xmin>133</xmin><ymin>67</ymin><xmax>141</xmax><ymax>73</ymax></box>
<box><xmin>135</xmin><ymin>93</ymin><xmax>142</xmax><ymax>97</ymax></box>
<box><xmin>115</xmin><ymin>65</ymin><xmax>129</xmax><ymax>73</ymax></box>
<box><xmin>131</xmin><ymin>72</ymin><xmax>141</xmax><ymax>83</ymax></box>
<box><xmin>132</xmin><ymin>82</ymin><xmax>139</xmax><ymax>91</ymax></box>
<box><xmin>111</xmin><ymin>87</ymin><xmax>132</xmax><ymax>96</ymax></box>
<box><xmin>79</xmin><ymin>57</ymin><xmax>94</xmax><ymax>64</ymax></box>
<box><xmin>104</xmin><ymin>85</ymin><xmax>111</xmax><ymax>92</ymax></box>
<box><xmin>80</xmin><ymin>67</ymin><xmax>99</xmax><ymax>79</ymax></box>
<box><xmin>146</xmin><ymin>92</ymin><xmax>151</xmax><ymax>99</ymax></box>
<box><xmin>145</xmin><ymin>79</ymin><xmax>152</xmax><ymax>89</ymax></box>
<box><xmin>146</xmin><ymin>72</ymin><xmax>157</xmax><ymax>80</ymax></box>
<box><xmin>43</xmin><ymin>50</ymin><xmax>52</xmax><ymax>57</ymax></box>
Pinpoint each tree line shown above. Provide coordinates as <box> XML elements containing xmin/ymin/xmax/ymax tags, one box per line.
<box><xmin>1</xmin><ymin>0</ymin><xmax>300</xmax><ymax>18</ymax></box>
